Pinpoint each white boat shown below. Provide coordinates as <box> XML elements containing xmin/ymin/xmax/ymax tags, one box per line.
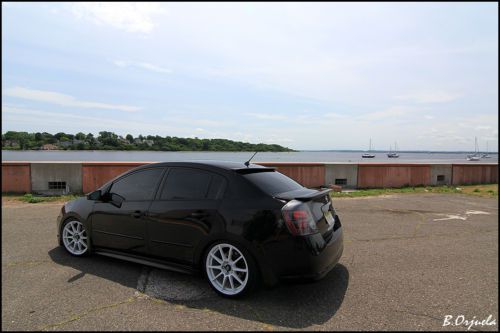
<box><xmin>466</xmin><ymin>137</ymin><xmax>481</xmax><ymax>161</ymax></box>
<box><xmin>467</xmin><ymin>155</ymin><xmax>480</xmax><ymax>161</ymax></box>
<box><xmin>481</xmin><ymin>141</ymin><xmax>491</xmax><ymax>158</ymax></box>
<box><xmin>387</xmin><ymin>141</ymin><xmax>399</xmax><ymax>158</ymax></box>
<box><xmin>362</xmin><ymin>139</ymin><xmax>375</xmax><ymax>158</ymax></box>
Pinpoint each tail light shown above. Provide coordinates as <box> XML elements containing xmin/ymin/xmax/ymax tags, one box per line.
<box><xmin>282</xmin><ymin>200</ymin><xmax>318</xmax><ymax>235</ymax></box>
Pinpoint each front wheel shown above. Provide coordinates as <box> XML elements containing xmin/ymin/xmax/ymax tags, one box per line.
<box><xmin>61</xmin><ymin>220</ymin><xmax>90</xmax><ymax>256</ymax></box>
<box><xmin>204</xmin><ymin>242</ymin><xmax>258</xmax><ymax>298</ymax></box>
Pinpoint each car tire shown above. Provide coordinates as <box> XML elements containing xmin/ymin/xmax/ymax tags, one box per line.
<box><xmin>61</xmin><ymin>219</ymin><xmax>90</xmax><ymax>257</ymax></box>
<box><xmin>204</xmin><ymin>241</ymin><xmax>258</xmax><ymax>298</ymax></box>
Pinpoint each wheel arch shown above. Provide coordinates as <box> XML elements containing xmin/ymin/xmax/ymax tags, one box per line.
<box><xmin>194</xmin><ymin>233</ymin><xmax>278</xmax><ymax>286</ymax></box>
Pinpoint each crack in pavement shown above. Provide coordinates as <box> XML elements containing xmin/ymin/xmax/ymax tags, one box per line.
<box><xmin>39</xmin><ymin>296</ymin><xmax>137</xmax><ymax>331</ymax></box>
<box><xmin>4</xmin><ymin>260</ymin><xmax>51</xmax><ymax>268</ymax></box>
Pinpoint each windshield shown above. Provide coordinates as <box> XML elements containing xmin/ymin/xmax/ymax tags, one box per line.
<box><xmin>243</xmin><ymin>171</ymin><xmax>303</xmax><ymax>195</ymax></box>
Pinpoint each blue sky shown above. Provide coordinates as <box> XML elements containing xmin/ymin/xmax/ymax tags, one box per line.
<box><xmin>2</xmin><ymin>2</ymin><xmax>498</xmax><ymax>151</ymax></box>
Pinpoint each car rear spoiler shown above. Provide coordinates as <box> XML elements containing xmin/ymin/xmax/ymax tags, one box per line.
<box><xmin>275</xmin><ymin>188</ymin><xmax>332</xmax><ymax>201</ymax></box>
<box><xmin>294</xmin><ymin>188</ymin><xmax>332</xmax><ymax>200</ymax></box>
<box><xmin>234</xmin><ymin>168</ymin><xmax>275</xmax><ymax>174</ymax></box>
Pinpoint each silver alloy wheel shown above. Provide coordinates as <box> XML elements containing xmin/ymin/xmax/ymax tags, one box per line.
<box><xmin>206</xmin><ymin>243</ymin><xmax>249</xmax><ymax>296</ymax></box>
<box><xmin>62</xmin><ymin>220</ymin><xmax>88</xmax><ymax>255</ymax></box>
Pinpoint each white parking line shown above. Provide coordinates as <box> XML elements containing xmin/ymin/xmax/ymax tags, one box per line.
<box><xmin>433</xmin><ymin>210</ymin><xmax>490</xmax><ymax>221</ymax></box>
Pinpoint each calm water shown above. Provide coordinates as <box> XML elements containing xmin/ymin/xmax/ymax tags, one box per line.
<box><xmin>2</xmin><ymin>150</ymin><xmax>498</xmax><ymax>163</ymax></box>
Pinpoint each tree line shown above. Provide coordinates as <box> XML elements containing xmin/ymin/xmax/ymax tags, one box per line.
<box><xmin>1</xmin><ymin>131</ymin><xmax>294</xmax><ymax>152</ymax></box>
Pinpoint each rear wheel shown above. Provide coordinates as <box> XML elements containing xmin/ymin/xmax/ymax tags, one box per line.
<box><xmin>204</xmin><ymin>242</ymin><xmax>257</xmax><ymax>298</ymax></box>
<box><xmin>61</xmin><ymin>220</ymin><xmax>89</xmax><ymax>256</ymax></box>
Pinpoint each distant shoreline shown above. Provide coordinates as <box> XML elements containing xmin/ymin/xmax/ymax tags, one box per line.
<box><xmin>2</xmin><ymin>149</ymin><xmax>497</xmax><ymax>154</ymax></box>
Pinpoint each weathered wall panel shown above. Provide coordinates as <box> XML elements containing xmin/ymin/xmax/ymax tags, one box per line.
<box><xmin>2</xmin><ymin>163</ymin><xmax>31</xmax><ymax>193</ymax></box>
<box><xmin>324</xmin><ymin>164</ymin><xmax>358</xmax><ymax>188</ymax></box>
<box><xmin>430</xmin><ymin>164</ymin><xmax>452</xmax><ymax>186</ymax></box>
<box><xmin>452</xmin><ymin>164</ymin><xmax>498</xmax><ymax>185</ymax></box>
<box><xmin>82</xmin><ymin>162</ymin><xmax>149</xmax><ymax>193</ymax></box>
<box><xmin>31</xmin><ymin>162</ymin><xmax>82</xmax><ymax>194</ymax></box>
<box><xmin>257</xmin><ymin>162</ymin><xmax>325</xmax><ymax>188</ymax></box>
<box><xmin>358</xmin><ymin>164</ymin><xmax>432</xmax><ymax>188</ymax></box>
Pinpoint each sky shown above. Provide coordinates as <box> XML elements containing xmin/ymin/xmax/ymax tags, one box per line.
<box><xmin>2</xmin><ymin>2</ymin><xmax>498</xmax><ymax>151</ymax></box>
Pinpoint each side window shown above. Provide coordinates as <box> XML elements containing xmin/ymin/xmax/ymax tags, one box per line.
<box><xmin>160</xmin><ymin>168</ymin><xmax>226</xmax><ymax>200</ymax></box>
<box><xmin>110</xmin><ymin>168</ymin><xmax>164</xmax><ymax>201</ymax></box>
<box><xmin>207</xmin><ymin>174</ymin><xmax>226</xmax><ymax>199</ymax></box>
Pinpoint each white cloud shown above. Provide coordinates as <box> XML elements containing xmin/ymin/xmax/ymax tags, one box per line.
<box><xmin>356</xmin><ymin>106</ymin><xmax>420</xmax><ymax>122</ymax></box>
<box><xmin>2</xmin><ymin>106</ymin><xmax>177</xmax><ymax>134</ymax></box>
<box><xmin>113</xmin><ymin>60</ymin><xmax>171</xmax><ymax>74</ymax></box>
<box><xmin>424</xmin><ymin>115</ymin><xmax>435</xmax><ymax>119</ymax></box>
<box><xmin>69</xmin><ymin>2</ymin><xmax>166</xmax><ymax>33</ymax></box>
<box><xmin>3</xmin><ymin>87</ymin><xmax>141</xmax><ymax>112</ymax></box>
<box><xmin>324</xmin><ymin>112</ymin><xmax>347</xmax><ymax>119</ymax></box>
<box><xmin>245</xmin><ymin>113</ymin><xmax>287</xmax><ymax>120</ymax></box>
<box><xmin>394</xmin><ymin>91</ymin><xmax>461</xmax><ymax>103</ymax></box>
<box><xmin>475</xmin><ymin>125</ymin><xmax>492</xmax><ymax>130</ymax></box>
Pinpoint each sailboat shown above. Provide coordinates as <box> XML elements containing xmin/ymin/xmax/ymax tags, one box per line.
<box><xmin>387</xmin><ymin>141</ymin><xmax>400</xmax><ymax>158</ymax></box>
<box><xmin>362</xmin><ymin>138</ymin><xmax>376</xmax><ymax>158</ymax></box>
<box><xmin>481</xmin><ymin>141</ymin><xmax>491</xmax><ymax>158</ymax></box>
<box><xmin>466</xmin><ymin>137</ymin><xmax>480</xmax><ymax>161</ymax></box>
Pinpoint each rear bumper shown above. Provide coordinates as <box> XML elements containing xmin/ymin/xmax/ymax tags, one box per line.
<box><xmin>279</xmin><ymin>228</ymin><xmax>344</xmax><ymax>280</ymax></box>
<box><xmin>261</xmin><ymin>220</ymin><xmax>344</xmax><ymax>284</ymax></box>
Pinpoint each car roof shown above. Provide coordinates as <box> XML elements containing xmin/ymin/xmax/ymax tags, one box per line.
<box><xmin>137</xmin><ymin>160</ymin><xmax>271</xmax><ymax>171</ymax></box>
<box><xmin>96</xmin><ymin>160</ymin><xmax>274</xmax><ymax>193</ymax></box>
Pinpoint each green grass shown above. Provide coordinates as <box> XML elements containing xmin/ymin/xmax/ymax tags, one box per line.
<box><xmin>331</xmin><ymin>184</ymin><xmax>498</xmax><ymax>198</ymax></box>
<box><xmin>3</xmin><ymin>184</ymin><xmax>498</xmax><ymax>204</ymax></box>
<box><xmin>17</xmin><ymin>193</ymin><xmax>83</xmax><ymax>204</ymax></box>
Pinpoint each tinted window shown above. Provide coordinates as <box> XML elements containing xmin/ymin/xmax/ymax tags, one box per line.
<box><xmin>111</xmin><ymin>168</ymin><xmax>164</xmax><ymax>201</ymax></box>
<box><xmin>207</xmin><ymin>174</ymin><xmax>226</xmax><ymax>199</ymax></box>
<box><xmin>243</xmin><ymin>171</ymin><xmax>303</xmax><ymax>195</ymax></box>
<box><xmin>161</xmin><ymin>168</ymin><xmax>225</xmax><ymax>200</ymax></box>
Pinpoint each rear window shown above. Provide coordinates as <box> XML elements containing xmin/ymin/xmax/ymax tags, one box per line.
<box><xmin>243</xmin><ymin>171</ymin><xmax>303</xmax><ymax>195</ymax></box>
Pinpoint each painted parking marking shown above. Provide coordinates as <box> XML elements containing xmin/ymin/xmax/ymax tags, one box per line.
<box><xmin>433</xmin><ymin>210</ymin><xmax>490</xmax><ymax>221</ymax></box>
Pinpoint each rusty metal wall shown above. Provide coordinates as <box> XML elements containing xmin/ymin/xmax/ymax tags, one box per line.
<box><xmin>257</xmin><ymin>162</ymin><xmax>326</xmax><ymax>188</ymax></box>
<box><xmin>81</xmin><ymin>162</ymin><xmax>149</xmax><ymax>193</ymax></box>
<box><xmin>357</xmin><ymin>164</ymin><xmax>432</xmax><ymax>188</ymax></box>
<box><xmin>2</xmin><ymin>163</ymin><xmax>31</xmax><ymax>193</ymax></box>
<box><xmin>452</xmin><ymin>164</ymin><xmax>499</xmax><ymax>185</ymax></box>
<box><xmin>2</xmin><ymin>162</ymin><xmax>498</xmax><ymax>194</ymax></box>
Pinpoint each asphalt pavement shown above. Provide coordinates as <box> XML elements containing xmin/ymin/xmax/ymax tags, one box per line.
<box><xmin>2</xmin><ymin>193</ymin><xmax>498</xmax><ymax>331</ymax></box>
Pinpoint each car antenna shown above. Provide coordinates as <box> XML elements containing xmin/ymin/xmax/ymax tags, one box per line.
<box><xmin>244</xmin><ymin>152</ymin><xmax>258</xmax><ymax>167</ymax></box>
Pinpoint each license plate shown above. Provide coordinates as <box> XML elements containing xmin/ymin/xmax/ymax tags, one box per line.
<box><xmin>324</xmin><ymin>211</ymin><xmax>334</xmax><ymax>226</ymax></box>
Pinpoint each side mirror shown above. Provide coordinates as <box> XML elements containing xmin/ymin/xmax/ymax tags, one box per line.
<box><xmin>87</xmin><ymin>190</ymin><xmax>102</xmax><ymax>201</ymax></box>
<box><xmin>110</xmin><ymin>193</ymin><xmax>125</xmax><ymax>208</ymax></box>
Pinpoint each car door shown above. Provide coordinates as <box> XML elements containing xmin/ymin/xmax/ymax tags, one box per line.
<box><xmin>147</xmin><ymin>167</ymin><xmax>227</xmax><ymax>264</ymax></box>
<box><xmin>91</xmin><ymin>167</ymin><xmax>166</xmax><ymax>255</ymax></box>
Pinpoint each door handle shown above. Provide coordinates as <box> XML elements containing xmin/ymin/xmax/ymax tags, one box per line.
<box><xmin>190</xmin><ymin>212</ymin><xmax>209</xmax><ymax>218</ymax></box>
<box><xmin>132</xmin><ymin>210</ymin><xmax>143</xmax><ymax>218</ymax></box>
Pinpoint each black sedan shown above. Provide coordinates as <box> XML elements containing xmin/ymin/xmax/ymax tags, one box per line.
<box><xmin>57</xmin><ymin>161</ymin><xmax>343</xmax><ymax>297</ymax></box>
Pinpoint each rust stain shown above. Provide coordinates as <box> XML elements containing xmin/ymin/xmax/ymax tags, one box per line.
<box><xmin>358</xmin><ymin>165</ymin><xmax>431</xmax><ymax>188</ymax></box>
<box><xmin>257</xmin><ymin>163</ymin><xmax>325</xmax><ymax>188</ymax></box>
<box><xmin>2</xmin><ymin>163</ymin><xmax>31</xmax><ymax>193</ymax></box>
<box><xmin>452</xmin><ymin>165</ymin><xmax>498</xmax><ymax>185</ymax></box>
